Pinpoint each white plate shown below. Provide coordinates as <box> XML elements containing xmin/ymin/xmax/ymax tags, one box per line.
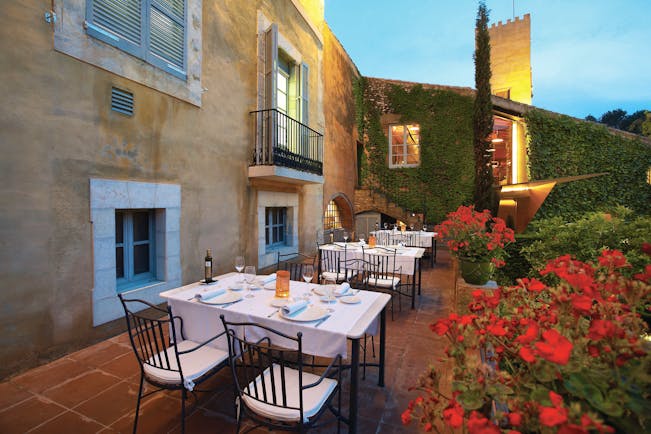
<box><xmin>270</xmin><ymin>297</ymin><xmax>293</xmax><ymax>308</ymax></box>
<box><xmin>229</xmin><ymin>285</ymin><xmax>246</xmax><ymax>291</ymax></box>
<box><xmin>279</xmin><ymin>305</ymin><xmax>329</xmax><ymax>322</ymax></box>
<box><xmin>320</xmin><ymin>295</ymin><xmax>337</xmax><ymax>303</ymax></box>
<box><xmin>198</xmin><ymin>291</ymin><xmax>242</xmax><ymax>305</ymax></box>
<box><xmin>263</xmin><ymin>282</ymin><xmax>277</xmax><ymax>290</ymax></box>
<box><xmin>313</xmin><ymin>287</ymin><xmax>351</xmax><ymax>297</ymax></box>
<box><xmin>340</xmin><ymin>296</ymin><xmax>361</xmax><ymax>304</ymax></box>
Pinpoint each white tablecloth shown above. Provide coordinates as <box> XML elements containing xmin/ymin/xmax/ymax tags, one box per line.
<box><xmin>160</xmin><ymin>273</ymin><xmax>387</xmax><ymax>358</ymax></box>
<box><xmin>319</xmin><ymin>243</ymin><xmax>424</xmax><ymax>275</ymax></box>
<box><xmin>370</xmin><ymin>230</ymin><xmax>437</xmax><ymax>248</ymax></box>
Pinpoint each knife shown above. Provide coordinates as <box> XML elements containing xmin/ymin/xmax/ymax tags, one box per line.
<box><xmin>314</xmin><ymin>315</ymin><xmax>331</xmax><ymax>328</ymax></box>
<box><xmin>222</xmin><ymin>299</ymin><xmax>243</xmax><ymax>309</ymax></box>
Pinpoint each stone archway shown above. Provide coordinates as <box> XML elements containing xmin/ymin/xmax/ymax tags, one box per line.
<box><xmin>326</xmin><ymin>192</ymin><xmax>354</xmax><ymax>230</ymax></box>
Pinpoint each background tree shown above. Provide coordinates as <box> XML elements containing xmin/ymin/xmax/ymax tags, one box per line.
<box><xmin>472</xmin><ymin>1</ymin><xmax>496</xmax><ymax>212</ymax></box>
<box><xmin>585</xmin><ymin>109</ymin><xmax>651</xmax><ymax>137</ymax></box>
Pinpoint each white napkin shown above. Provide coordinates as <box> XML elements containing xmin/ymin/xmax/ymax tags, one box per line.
<box><xmin>281</xmin><ymin>299</ymin><xmax>309</xmax><ymax>316</ymax></box>
<box><xmin>195</xmin><ymin>287</ymin><xmax>226</xmax><ymax>300</ymax></box>
<box><xmin>335</xmin><ymin>282</ymin><xmax>350</xmax><ymax>296</ymax></box>
<box><xmin>261</xmin><ymin>273</ymin><xmax>277</xmax><ymax>284</ymax></box>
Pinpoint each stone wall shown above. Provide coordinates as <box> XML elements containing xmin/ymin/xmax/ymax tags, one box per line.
<box><xmin>0</xmin><ymin>0</ymin><xmax>328</xmax><ymax>379</ymax></box>
<box><xmin>489</xmin><ymin>14</ymin><xmax>532</xmax><ymax>105</ymax></box>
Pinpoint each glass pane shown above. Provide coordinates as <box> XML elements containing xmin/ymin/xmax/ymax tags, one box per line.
<box><xmin>265</xmin><ymin>209</ymin><xmax>270</xmax><ymax>225</ymax></box>
<box><xmin>115</xmin><ymin>212</ymin><xmax>123</xmax><ymax>244</ymax></box>
<box><xmin>391</xmin><ymin>125</ymin><xmax>404</xmax><ymax>144</ymax></box>
<box><xmin>116</xmin><ymin>247</ymin><xmax>124</xmax><ymax>278</ymax></box>
<box><xmin>277</xmin><ymin>72</ymin><xmax>287</xmax><ymax>93</ymax></box>
<box><xmin>273</xmin><ymin>227</ymin><xmax>279</xmax><ymax>243</ymax></box>
<box><xmin>133</xmin><ymin>244</ymin><xmax>150</xmax><ymax>275</ymax></box>
<box><xmin>133</xmin><ymin>212</ymin><xmax>150</xmax><ymax>242</ymax></box>
<box><xmin>278</xmin><ymin>226</ymin><xmax>285</xmax><ymax>242</ymax></box>
<box><xmin>279</xmin><ymin>209</ymin><xmax>285</xmax><ymax>224</ymax></box>
<box><xmin>406</xmin><ymin>124</ymin><xmax>420</xmax><ymax>144</ymax></box>
<box><xmin>265</xmin><ymin>227</ymin><xmax>270</xmax><ymax>245</ymax></box>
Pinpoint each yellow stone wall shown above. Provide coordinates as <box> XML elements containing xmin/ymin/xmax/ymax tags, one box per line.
<box><xmin>489</xmin><ymin>14</ymin><xmax>532</xmax><ymax>105</ymax></box>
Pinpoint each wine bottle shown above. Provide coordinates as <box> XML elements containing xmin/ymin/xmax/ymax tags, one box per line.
<box><xmin>204</xmin><ymin>249</ymin><xmax>213</xmax><ymax>283</ymax></box>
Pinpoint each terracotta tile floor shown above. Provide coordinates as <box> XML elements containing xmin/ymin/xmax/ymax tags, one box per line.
<box><xmin>0</xmin><ymin>250</ymin><xmax>456</xmax><ymax>433</ymax></box>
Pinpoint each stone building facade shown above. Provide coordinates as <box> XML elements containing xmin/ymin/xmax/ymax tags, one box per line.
<box><xmin>0</xmin><ymin>0</ymin><xmax>360</xmax><ymax>378</ymax></box>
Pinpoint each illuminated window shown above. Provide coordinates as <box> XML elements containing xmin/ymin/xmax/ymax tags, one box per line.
<box><xmin>389</xmin><ymin>124</ymin><xmax>420</xmax><ymax>168</ymax></box>
<box><xmin>324</xmin><ymin>200</ymin><xmax>342</xmax><ymax>230</ymax></box>
<box><xmin>647</xmin><ymin>166</ymin><xmax>651</xmax><ymax>184</ymax></box>
<box><xmin>490</xmin><ymin>116</ymin><xmax>513</xmax><ymax>185</ymax></box>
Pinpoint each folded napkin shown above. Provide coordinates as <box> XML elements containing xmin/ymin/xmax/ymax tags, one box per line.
<box><xmin>195</xmin><ymin>287</ymin><xmax>226</xmax><ymax>300</ymax></box>
<box><xmin>281</xmin><ymin>299</ymin><xmax>309</xmax><ymax>316</ymax></box>
<box><xmin>335</xmin><ymin>282</ymin><xmax>350</xmax><ymax>296</ymax></box>
<box><xmin>261</xmin><ymin>273</ymin><xmax>276</xmax><ymax>285</ymax></box>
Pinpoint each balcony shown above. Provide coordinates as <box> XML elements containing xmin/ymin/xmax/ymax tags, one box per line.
<box><xmin>249</xmin><ymin>109</ymin><xmax>324</xmax><ymax>184</ymax></box>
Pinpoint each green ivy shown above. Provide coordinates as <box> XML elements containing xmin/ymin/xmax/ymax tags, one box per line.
<box><xmin>353</xmin><ymin>79</ymin><xmax>475</xmax><ymax>223</ymax></box>
<box><xmin>525</xmin><ymin>109</ymin><xmax>651</xmax><ymax>220</ymax></box>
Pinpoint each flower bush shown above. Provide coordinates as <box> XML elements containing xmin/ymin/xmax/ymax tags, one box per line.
<box><xmin>403</xmin><ymin>249</ymin><xmax>651</xmax><ymax>433</ymax></box>
<box><xmin>435</xmin><ymin>205</ymin><xmax>515</xmax><ymax>267</ymax></box>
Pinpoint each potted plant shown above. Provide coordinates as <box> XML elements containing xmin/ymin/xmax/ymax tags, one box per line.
<box><xmin>435</xmin><ymin>205</ymin><xmax>515</xmax><ymax>285</ymax></box>
<box><xmin>402</xmin><ymin>249</ymin><xmax>651</xmax><ymax>433</ymax></box>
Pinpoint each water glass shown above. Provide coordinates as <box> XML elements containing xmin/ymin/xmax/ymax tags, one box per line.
<box><xmin>301</xmin><ymin>264</ymin><xmax>314</xmax><ymax>283</ymax></box>
<box><xmin>244</xmin><ymin>265</ymin><xmax>256</xmax><ymax>298</ymax></box>
<box><xmin>235</xmin><ymin>255</ymin><xmax>245</xmax><ymax>281</ymax></box>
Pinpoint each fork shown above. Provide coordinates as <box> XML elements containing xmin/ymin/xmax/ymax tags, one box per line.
<box><xmin>221</xmin><ymin>299</ymin><xmax>243</xmax><ymax>309</ymax></box>
<box><xmin>267</xmin><ymin>308</ymin><xmax>280</xmax><ymax>318</ymax></box>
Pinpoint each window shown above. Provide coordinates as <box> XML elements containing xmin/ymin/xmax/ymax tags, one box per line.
<box><xmin>115</xmin><ymin>209</ymin><xmax>156</xmax><ymax>291</ymax></box>
<box><xmin>324</xmin><ymin>200</ymin><xmax>342</xmax><ymax>230</ymax></box>
<box><xmin>86</xmin><ymin>0</ymin><xmax>186</xmax><ymax>79</ymax></box>
<box><xmin>490</xmin><ymin>116</ymin><xmax>513</xmax><ymax>185</ymax></box>
<box><xmin>265</xmin><ymin>207</ymin><xmax>287</xmax><ymax>248</ymax></box>
<box><xmin>389</xmin><ymin>124</ymin><xmax>420</xmax><ymax>168</ymax></box>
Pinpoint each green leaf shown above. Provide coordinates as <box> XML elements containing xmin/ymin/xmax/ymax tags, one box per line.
<box><xmin>457</xmin><ymin>390</ymin><xmax>484</xmax><ymax>410</ymax></box>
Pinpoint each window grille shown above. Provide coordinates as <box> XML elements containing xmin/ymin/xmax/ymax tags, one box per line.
<box><xmin>324</xmin><ymin>200</ymin><xmax>342</xmax><ymax>230</ymax></box>
<box><xmin>265</xmin><ymin>207</ymin><xmax>287</xmax><ymax>247</ymax></box>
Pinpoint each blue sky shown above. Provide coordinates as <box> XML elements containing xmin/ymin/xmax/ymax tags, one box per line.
<box><xmin>325</xmin><ymin>0</ymin><xmax>651</xmax><ymax>119</ymax></box>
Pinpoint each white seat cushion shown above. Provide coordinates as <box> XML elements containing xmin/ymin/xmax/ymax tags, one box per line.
<box><xmin>321</xmin><ymin>269</ymin><xmax>357</xmax><ymax>282</ymax></box>
<box><xmin>242</xmin><ymin>364</ymin><xmax>337</xmax><ymax>423</ymax></box>
<box><xmin>366</xmin><ymin>276</ymin><xmax>400</xmax><ymax>289</ymax></box>
<box><xmin>143</xmin><ymin>340</ymin><xmax>228</xmax><ymax>389</ymax></box>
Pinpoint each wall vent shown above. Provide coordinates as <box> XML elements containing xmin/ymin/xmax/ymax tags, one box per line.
<box><xmin>111</xmin><ymin>87</ymin><xmax>134</xmax><ymax>116</ymax></box>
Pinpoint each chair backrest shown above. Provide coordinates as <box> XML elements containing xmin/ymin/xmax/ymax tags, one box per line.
<box><xmin>341</xmin><ymin>258</ymin><xmax>368</xmax><ymax>289</ymax></box>
<box><xmin>363</xmin><ymin>247</ymin><xmax>399</xmax><ymax>281</ymax></box>
<box><xmin>118</xmin><ymin>294</ymin><xmax>184</xmax><ymax>379</ymax></box>
<box><xmin>319</xmin><ymin>247</ymin><xmax>349</xmax><ymax>279</ymax></box>
<box><xmin>375</xmin><ymin>231</ymin><xmax>390</xmax><ymax>246</ymax></box>
<box><xmin>220</xmin><ymin>317</ymin><xmax>307</xmax><ymax>421</ymax></box>
<box><xmin>276</xmin><ymin>252</ymin><xmax>316</xmax><ymax>281</ymax></box>
<box><xmin>405</xmin><ymin>232</ymin><xmax>421</xmax><ymax>247</ymax></box>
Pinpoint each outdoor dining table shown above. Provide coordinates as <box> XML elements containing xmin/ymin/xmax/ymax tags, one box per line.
<box><xmin>370</xmin><ymin>229</ymin><xmax>437</xmax><ymax>248</ymax></box>
<box><xmin>160</xmin><ymin>272</ymin><xmax>391</xmax><ymax>434</ymax></box>
<box><xmin>319</xmin><ymin>242</ymin><xmax>425</xmax><ymax>309</ymax></box>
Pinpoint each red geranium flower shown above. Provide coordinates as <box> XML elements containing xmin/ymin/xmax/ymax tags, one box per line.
<box><xmin>442</xmin><ymin>400</ymin><xmax>464</xmax><ymax>428</ymax></box>
<box><xmin>570</xmin><ymin>294</ymin><xmax>593</xmax><ymax>314</ymax></box>
<box><xmin>430</xmin><ymin>320</ymin><xmax>449</xmax><ymax>336</ymax></box>
<box><xmin>535</xmin><ymin>329</ymin><xmax>573</xmax><ymax>365</ymax></box>
<box><xmin>538</xmin><ymin>405</ymin><xmax>568</xmax><ymax>426</ymax></box>
<box><xmin>587</xmin><ymin>319</ymin><xmax>618</xmax><ymax>341</ymax></box>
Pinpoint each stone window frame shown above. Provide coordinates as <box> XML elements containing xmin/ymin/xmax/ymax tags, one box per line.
<box><xmin>388</xmin><ymin>123</ymin><xmax>421</xmax><ymax>169</ymax></box>
<box><xmin>90</xmin><ymin>179</ymin><xmax>181</xmax><ymax>326</ymax></box>
<box><xmin>52</xmin><ymin>0</ymin><xmax>203</xmax><ymax>106</ymax></box>
<box><xmin>257</xmin><ymin>191</ymin><xmax>298</xmax><ymax>270</ymax></box>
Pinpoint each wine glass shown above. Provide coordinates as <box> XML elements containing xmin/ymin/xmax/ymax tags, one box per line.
<box><xmin>383</xmin><ymin>222</ymin><xmax>388</xmax><ymax>230</ymax></box>
<box><xmin>422</xmin><ymin>224</ymin><xmax>427</xmax><ymax>232</ymax></box>
<box><xmin>302</xmin><ymin>264</ymin><xmax>314</xmax><ymax>284</ymax></box>
<box><xmin>234</xmin><ymin>256</ymin><xmax>245</xmax><ymax>282</ymax></box>
<box><xmin>343</xmin><ymin>230</ymin><xmax>349</xmax><ymax>243</ymax></box>
<box><xmin>358</xmin><ymin>233</ymin><xmax>366</xmax><ymax>245</ymax></box>
<box><xmin>244</xmin><ymin>265</ymin><xmax>256</xmax><ymax>298</ymax></box>
<box><xmin>410</xmin><ymin>224</ymin><xmax>415</xmax><ymax>231</ymax></box>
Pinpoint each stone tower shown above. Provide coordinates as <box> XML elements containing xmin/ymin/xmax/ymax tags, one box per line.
<box><xmin>488</xmin><ymin>14</ymin><xmax>532</xmax><ymax>105</ymax></box>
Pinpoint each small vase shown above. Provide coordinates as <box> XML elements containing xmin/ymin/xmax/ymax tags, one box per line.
<box><xmin>459</xmin><ymin>259</ymin><xmax>492</xmax><ymax>285</ymax></box>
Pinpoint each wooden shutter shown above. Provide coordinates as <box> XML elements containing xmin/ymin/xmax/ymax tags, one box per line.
<box><xmin>87</xmin><ymin>0</ymin><xmax>144</xmax><ymax>56</ymax></box>
<box><xmin>148</xmin><ymin>0</ymin><xmax>186</xmax><ymax>73</ymax></box>
<box><xmin>264</xmin><ymin>24</ymin><xmax>279</xmax><ymax>155</ymax></box>
<box><xmin>264</xmin><ymin>24</ymin><xmax>278</xmax><ymax>110</ymax></box>
<box><xmin>300</xmin><ymin>62</ymin><xmax>309</xmax><ymax>126</ymax></box>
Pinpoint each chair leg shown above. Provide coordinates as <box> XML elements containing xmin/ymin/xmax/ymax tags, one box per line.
<box><xmin>362</xmin><ymin>334</ymin><xmax>367</xmax><ymax>380</ymax></box>
<box><xmin>133</xmin><ymin>375</ymin><xmax>144</xmax><ymax>434</ymax></box>
<box><xmin>181</xmin><ymin>388</ymin><xmax>187</xmax><ymax>434</ymax></box>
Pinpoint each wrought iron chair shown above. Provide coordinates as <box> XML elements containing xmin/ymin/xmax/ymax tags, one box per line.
<box><xmin>276</xmin><ymin>252</ymin><xmax>316</xmax><ymax>282</ymax></box>
<box><xmin>318</xmin><ymin>245</ymin><xmax>357</xmax><ymax>284</ymax></box>
<box><xmin>118</xmin><ymin>294</ymin><xmax>229</xmax><ymax>434</ymax></box>
<box><xmin>220</xmin><ymin>316</ymin><xmax>344</xmax><ymax>433</ymax></box>
<box><xmin>362</xmin><ymin>246</ymin><xmax>404</xmax><ymax>320</ymax></box>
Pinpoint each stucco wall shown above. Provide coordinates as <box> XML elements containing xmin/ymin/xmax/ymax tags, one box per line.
<box><xmin>0</xmin><ymin>0</ymin><xmax>326</xmax><ymax>379</ymax></box>
<box><xmin>322</xmin><ymin>24</ymin><xmax>359</xmax><ymax>226</ymax></box>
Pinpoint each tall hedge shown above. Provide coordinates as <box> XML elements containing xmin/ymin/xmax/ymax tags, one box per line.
<box><xmin>355</xmin><ymin>80</ymin><xmax>475</xmax><ymax>223</ymax></box>
<box><xmin>526</xmin><ymin>109</ymin><xmax>651</xmax><ymax>220</ymax></box>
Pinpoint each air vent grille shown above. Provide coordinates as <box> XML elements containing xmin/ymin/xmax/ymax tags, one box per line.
<box><xmin>111</xmin><ymin>87</ymin><xmax>134</xmax><ymax>116</ymax></box>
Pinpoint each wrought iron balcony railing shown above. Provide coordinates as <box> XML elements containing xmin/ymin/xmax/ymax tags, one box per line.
<box><xmin>250</xmin><ymin>109</ymin><xmax>323</xmax><ymax>176</ymax></box>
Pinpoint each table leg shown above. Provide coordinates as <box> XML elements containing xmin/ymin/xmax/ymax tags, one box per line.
<box><xmin>379</xmin><ymin>307</ymin><xmax>386</xmax><ymax>387</ymax></box>
<box><xmin>418</xmin><ymin>257</ymin><xmax>422</xmax><ymax>296</ymax></box>
<box><xmin>350</xmin><ymin>338</ymin><xmax>360</xmax><ymax>434</ymax></box>
<box><xmin>411</xmin><ymin>258</ymin><xmax>417</xmax><ymax>309</ymax></box>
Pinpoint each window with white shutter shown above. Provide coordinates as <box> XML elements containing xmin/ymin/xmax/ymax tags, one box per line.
<box><xmin>86</xmin><ymin>0</ymin><xmax>187</xmax><ymax>79</ymax></box>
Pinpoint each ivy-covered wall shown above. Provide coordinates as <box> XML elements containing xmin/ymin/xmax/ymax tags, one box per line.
<box><xmin>355</xmin><ymin>78</ymin><xmax>475</xmax><ymax>223</ymax></box>
<box><xmin>526</xmin><ymin>109</ymin><xmax>651</xmax><ymax>220</ymax></box>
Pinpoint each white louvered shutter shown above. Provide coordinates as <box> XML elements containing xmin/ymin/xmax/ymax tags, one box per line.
<box><xmin>148</xmin><ymin>0</ymin><xmax>186</xmax><ymax>75</ymax></box>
